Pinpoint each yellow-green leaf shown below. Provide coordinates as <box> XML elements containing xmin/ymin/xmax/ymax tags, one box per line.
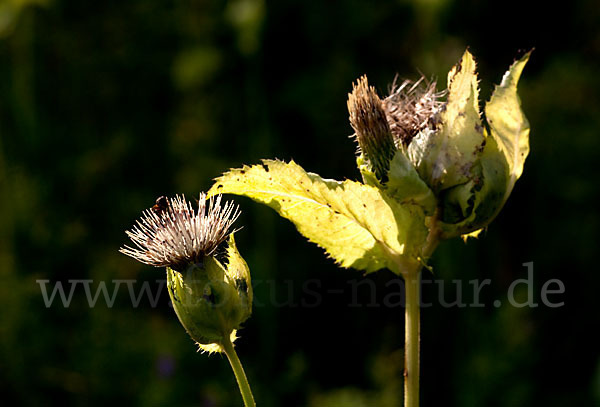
<box><xmin>439</xmin><ymin>132</ymin><xmax>510</xmax><ymax>238</ymax></box>
<box><xmin>356</xmin><ymin>154</ymin><xmax>383</xmax><ymax>188</ymax></box>
<box><xmin>408</xmin><ymin>50</ymin><xmax>485</xmax><ymax>191</ymax></box>
<box><xmin>485</xmin><ymin>51</ymin><xmax>531</xmax><ymax>199</ymax></box>
<box><xmin>441</xmin><ymin>52</ymin><xmax>531</xmax><ymax>239</ymax></box>
<box><xmin>208</xmin><ymin>160</ymin><xmax>427</xmax><ymax>274</ymax></box>
<box><xmin>224</xmin><ymin>233</ymin><xmax>252</xmax><ymax>322</ymax></box>
<box><xmin>386</xmin><ymin>150</ymin><xmax>436</xmax><ymax>215</ymax></box>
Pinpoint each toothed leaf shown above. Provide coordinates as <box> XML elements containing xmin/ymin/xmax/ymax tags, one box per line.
<box><xmin>209</xmin><ymin>160</ymin><xmax>427</xmax><ymax>274</ymax></box>
<box><xmin>408</xmin><ymin>50</ymin><xmax>485</xmax><ymax>191</ymax></box>
<box><xmin>440</xmin><ymin>52</ymin><xmax>531</xmax><ymax>238</ymax></box>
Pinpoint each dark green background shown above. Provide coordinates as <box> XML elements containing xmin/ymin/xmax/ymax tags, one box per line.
<box><xmin>1</xmin><ymin>0</ymin><xmax>599</xmax><ymax>406</ymax></box>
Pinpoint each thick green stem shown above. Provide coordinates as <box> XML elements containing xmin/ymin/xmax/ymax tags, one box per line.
<box><xmin>404</xmin><ymin>272</ymin><xmax>421</xmax><ymax>407</ymax></box>
<box><xmin>222</xmin><ymin>335</ymin><xmax>256</xmax><ymax>407</ymax></box>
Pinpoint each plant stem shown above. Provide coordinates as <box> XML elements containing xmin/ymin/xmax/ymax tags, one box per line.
<box><xmin>402</xmin><ymin>212</ymin><xmax>440</xmax><ymax>407</ymax></box>
<box><xmin>404</xmin><ymin>271</ymin><xmax>421</xmax><ymax>407</ymax></box>
<box><xmin>222</xmin><ymin>335</ymin><xmax>256</xmax><ymax>407</ymax></box>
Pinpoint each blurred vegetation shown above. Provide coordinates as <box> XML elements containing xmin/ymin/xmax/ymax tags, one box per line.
<box><xmin>1</xmin><ymin>0</ymin><xmax>599</xmax><ymax>406</ymax></box>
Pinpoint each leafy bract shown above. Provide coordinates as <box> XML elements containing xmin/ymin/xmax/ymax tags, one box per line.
<box><xmin>386</xmin><ymin>150</ymin><xmax>436</xmax><ymax>215</ymax></box>
<box><xmin>359</xmin><ymin>150</ymin><xmax>436</xmax><ymax>215</ymax></box>
<box><xmin>439</xmin><ymin>132</ymin><xmax>509</xmax><ymax>237</ymax></box>
<box><xmin>440</xmin><ymin>52</ymin><xmax>531</xmax><ymax>238</ymax></box>
<box><xmin>356</xmin><ymin>154</ymin><xmax>382</xmax><ymax>188</ymax></box>
<box><xmin>224</xmin><ymin>233</ymin><xmax>252</xmax><ymax>322</ymax></box>
<box><xmin>208</xmin><ymin>160</ymin><xmax>427</xmax><ymax>274</ymax></box>
<box><xmin>485</xmin><ymin>51</ymin><xmax>531</xmax><ymax>200</ymax></box>
<box><xmin>408</xmin><ymin>50</ymin><xmax>485</xmax><ymax>192</ymax></box>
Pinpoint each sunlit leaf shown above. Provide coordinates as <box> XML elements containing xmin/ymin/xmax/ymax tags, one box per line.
<box><xmin>485</xmin><ymin>51</ymin><xmax>531</xmax><ymax>199</ymax></box>
<box><xmin>461</xmin><ymin>228</ymin><xmax>483</xmax><ymax>242</ymax></box>
<box><xmin>357</xmin><ymin>151</ymin><xmax>436</xmax><ymax>216</ymax></box>
<box><xmin>439</xmin><ymin>133</ymin><xmax>509</xmax><ymax>237</ymax></box>
<box><xmin>208</xmin><ymin>160</ymin><xmax>427</xmax><ymax>274</ymax></box>
<box><xmin>224</xmin><ymin>233</ymin><xmax>252</xmax><ymax>322</ymax></box>
<box><xmin>435</xmin><ymin>52</ymin><xmax>531</xmax><ymax>238</ymax></box>
<box><xmin>385</xmin><ymin>150</ymin><xmax>436</xmax><ymax>215</ymax></box>
<box><xmin>408</xmin><ymin>50</ymin><xmax>485</xmax><ymax>191</ymax></box>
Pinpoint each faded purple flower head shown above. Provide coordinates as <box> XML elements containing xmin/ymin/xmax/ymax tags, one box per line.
<box><xmin>383</xmin><ymin>76</ymin><xmax>445</xmax><ymax>147</ymax></box>
<box><xmin>347</xmin><ymin>75</ymin><xmax>445</xmax><ymax>182</ymax></box>
<box><xmin>347</xmin><ymin>75</ymin><xmax>396</xmax><ymax>180</ymax></box>
<box><xmin>120</xmin><ymin>193</ymin><xmax>240</xmax><ymax>270</ymax></box>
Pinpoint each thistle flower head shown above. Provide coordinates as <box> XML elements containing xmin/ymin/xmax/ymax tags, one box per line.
<box><xmin>120</xmin><ymin>193</ymin><xmax>240</xmax><ymax>270</ymax></box>
<box><xmin>383</xmin><ymin>77</ymin><xmax>444</xmax><ymax>147</ymax></box>
<box><xmin>348</xmin><ymin>75</ymin><xmax>397</xmax><ymax>181</ymax></box>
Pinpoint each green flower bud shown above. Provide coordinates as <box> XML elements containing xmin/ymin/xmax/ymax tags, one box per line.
<box><xmin>167</xmin><ymin>234</ymin><xmax>252</xmax><ymax>352</ymax></box>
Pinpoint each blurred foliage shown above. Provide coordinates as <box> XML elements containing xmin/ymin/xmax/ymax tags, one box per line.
<box><xmin>1</xmin><ymin>0</ymin><xmax>599</xmax><ymax>406</ymax></box>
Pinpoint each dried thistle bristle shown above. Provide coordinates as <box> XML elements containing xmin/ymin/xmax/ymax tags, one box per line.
<box><xmin>120</xmin><ymin>193</ymin><xmax>240</xmax><ymax>270</ymax></box>
<box><xmin>383</xmin><ymin>76</ymin><xmax>445</xmax><ymax>146</ymax></box>
<box><xmin>347</xmin><ymin>75</ymin><xmax>396</xmax><ymax>180</ymax></box>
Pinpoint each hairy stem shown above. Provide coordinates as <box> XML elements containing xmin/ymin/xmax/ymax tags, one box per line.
<box><xmin>222</xmin><ymin>336</ymin><xmax>256</xmax><ymax>407</ymax></box>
